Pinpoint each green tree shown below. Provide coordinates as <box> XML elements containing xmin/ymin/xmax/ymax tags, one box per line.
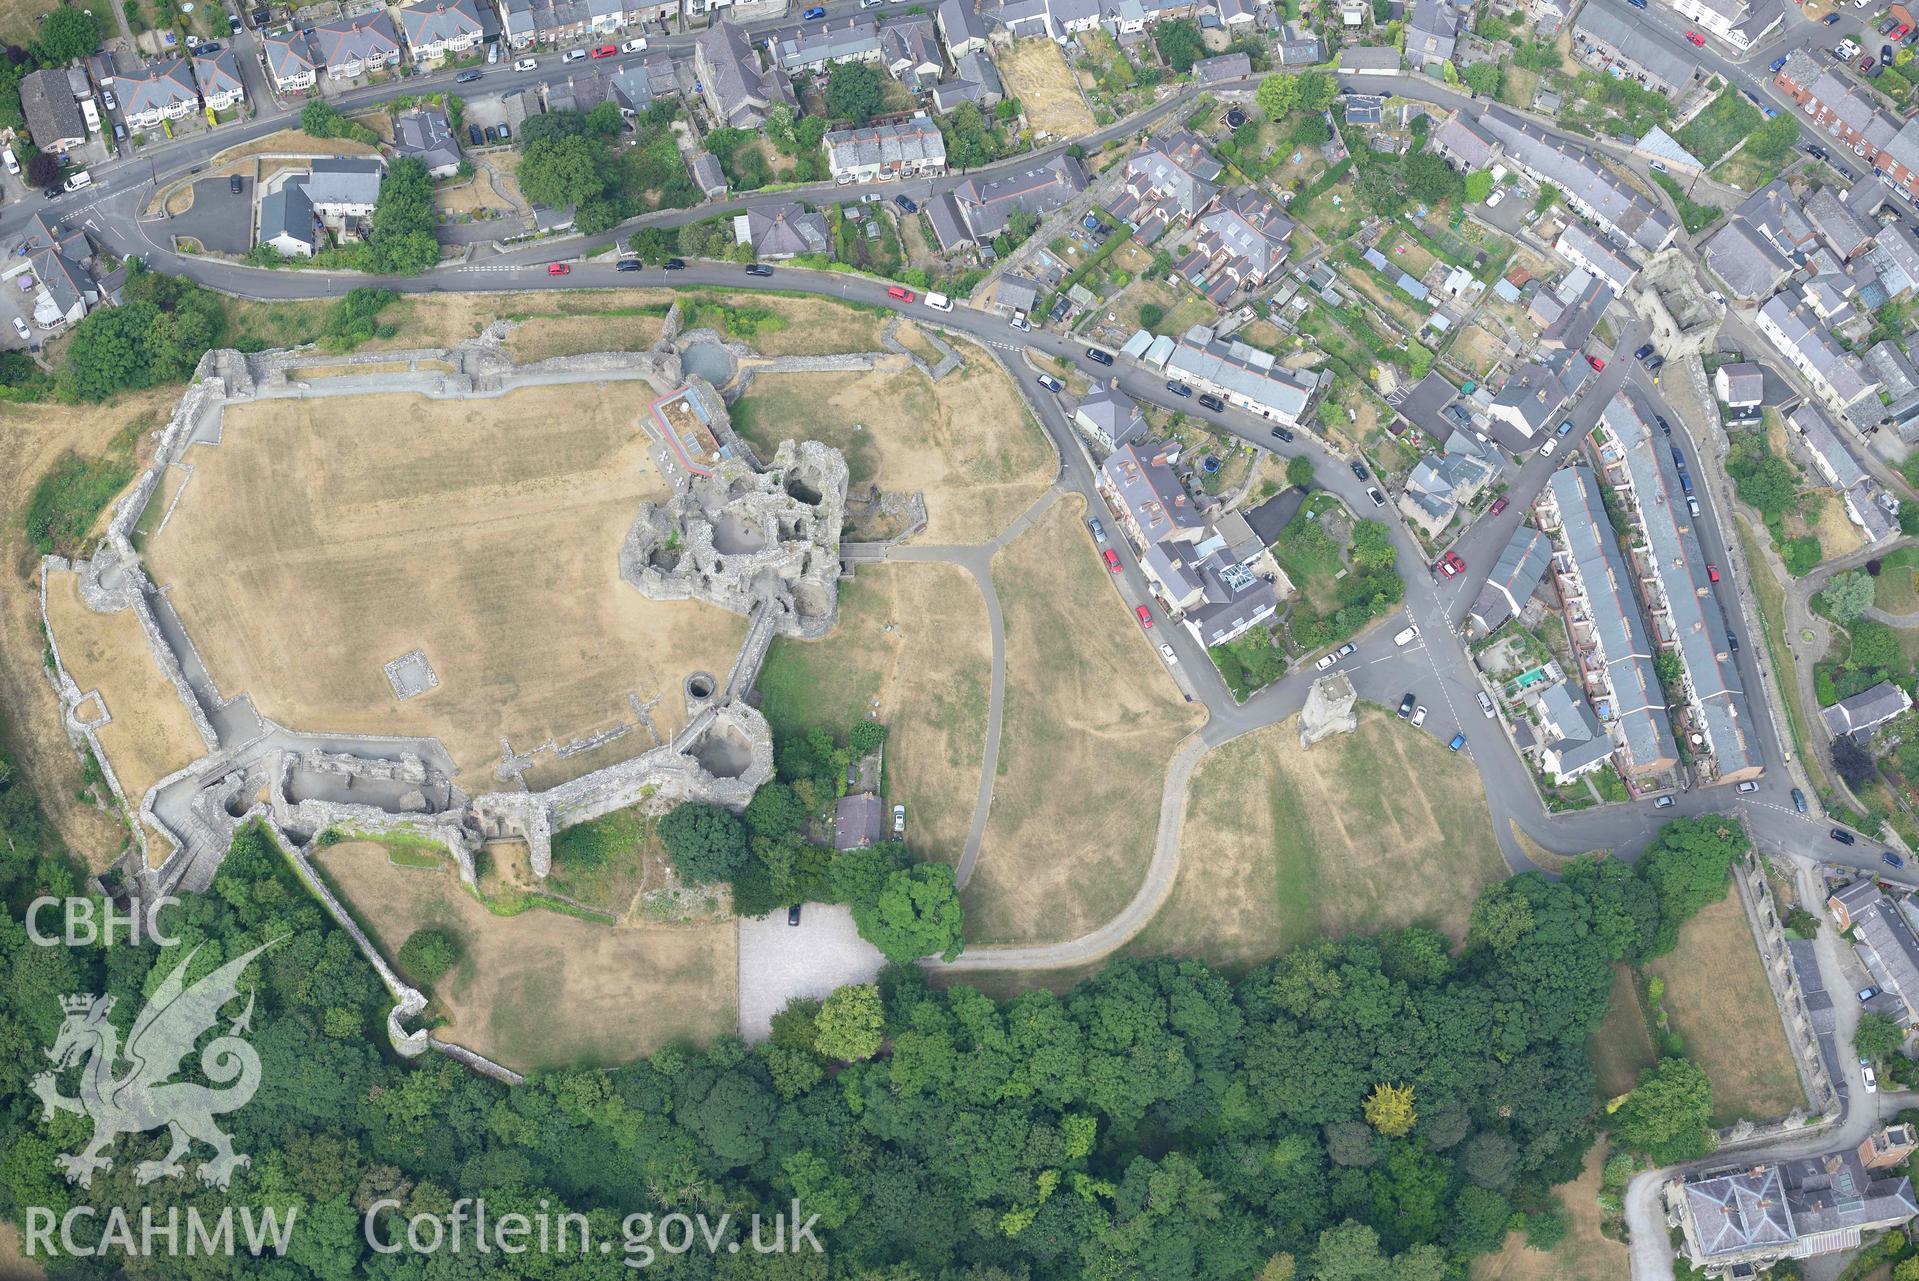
<box><xmin>1153</xmin><ymin>18</ymin><xmax>1205</xmax><ymax>72</ymax></box>
<box><xmin>1287</xmin><ymin>454</ymin><xmax>1315</xmax><ymax>488</ymax></box>
<box><xmin>630</xmin><ymin>225</ymin><xmax>679</xmax><ymax>263</ymax></box>
<box><xmin>58</xmin><ymin>301</ymin><xmax>158</xmax><ymax>402</ymax></box>
<box><xmin>1296</xmin><ymin>70</ymin><xmax>1337</xmax><ymax>113</ymax></box>
<box><xmin>1462</xmin><ymin>62</ymin><xmax>1501</xmax><ymax>96</ymax></box>
<box><xmin>825</xmin><ymin>62</ymin><xmax>884</xmax><ymax>123</ymax></box>
<box><xmin>1855</xmin><ymin>1011</ymin><xmax>1905</xmax><ymax>1061</ymax></box>
<box><xmin>1363</xmin><ymin>1083</ymin><xmax>1415</xmax><ymax>1136</ymax></box>
<box><xmin>813</xmin><ymin>983</ymin><xmax>884</xmax><ymax>1061</ymax></box>
<box><xmin>1256</xmin><ymin>73</ymin><xmax>1301</xmax><ymax>118</ymax></box>
<box><xmin>396</xmin><ymin>929</ymin><xmax>459</xmax><ymax>984</ymax></box>
<box><xmin>586</xmin><ymin>100</ymin><xmax>624</xmax><ymax>136</ymax></box>
<box><xmin>1637</xmin><ymin>817</ymin><xmax>1748</xmax><ymax>955</ymax></box>
<box><xmin>853</xmin><ymin>862</ymin><xmax>965</xmax><ymax>962</ymax></box>
<box><xmin>518</xmin><ymin>133</ymin><xmax>609</xmax><ymax>210</ymax></box>
<box><xmin>1834</xmin><ymin>733</ymin><xmax>1878</xmax><ymax>789</ymax></box>
<box><xmin>1824</xmin><ymin>570</ymin><xmax>1877</xmax><ymax>625</ymax></box>
<box><xmin>658</xmin><ymin>802</ymin><xmax>751</xmax><ymax>883</ymax></box>
<box><xmin>1464</xmin><ymin>170</ymin><xmax>1494</xmax><ymax>202</ymax></box>
<box><xmin>1403</xmin><ymin>152</ymin><xmax>1462</xmax><ymax>204</ymax></box>
<box><xmin>362</xmin><ymin>156</ymin><xmax>441</xmax><ymax>275</ymax></box>
<box><xmin>1611</xmin><ymin>1057</ymin><xmax>1715</xmax><ymax>1163</ymax></box>
<box><xmin>33</xmin><ymin>6</ymin><xmax>100</xmax><ymax>65</ymax></box>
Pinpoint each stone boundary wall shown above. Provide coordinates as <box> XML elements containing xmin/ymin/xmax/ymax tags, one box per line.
<box><xmin>1710</xmin><ymin>853</ymin><xmax>1841</xmax><ymax>1149</ymax></box>
<box><xmin>37</xmin><ymin>558</ymin><xmax>140</xmax><ymax>843</ymax></box>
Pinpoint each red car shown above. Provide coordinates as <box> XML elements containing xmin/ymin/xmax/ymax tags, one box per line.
<box><xmin>1686</xmin><ymin>30</ymin><xmax>1705</xmax><ymax>45</ymax></box>
<box><xmin>886</xmin><ymin>285</ymin><xmax>917</xmax><ymax>302</ymax></box>
<box><xmin>1135</xmin><ymin>604</ymin><xmax>1153</xmax><ymax>629</ymax></box>
<box><xmin>547</xmin><ymin>262</ymin><xmax>570</xmax><ymax>276</ymax></box>
<box><xmin>1103</xmin><ymin>548</ymin><xmax>1121</xmax><ymax>573</ymax></box>
<box><xmin>1707</xmin><ymin>563</ymin><xmax>1721</xmax><ymax>583</ymax></box>
<box><xmin>590</xmin><ymin>43</ymin><xmax>618</xmax><ymax>57</ymax></box>
<box><xmin>1488</xmin><ymin>496</ymin><xmax>1509</xmax><ymax>516</ymax></box>
<box><xmin>1863</xmin><ymin>56</ymin><xmax>1877</xmax><ymax>71</ymax></box>
<box><xmin>1438</xmin><ymin>550</ymin><xmax>1466</xmax><ymax>578</ymax></box>
<box><xmin>1895</xmin><ymin>22</ymin><xmax>1911</xmax><ymax>37</ymax></box>
<box><xmin>1587</xmin><ymin>354</ymin><xmax>1606</xmax><ymax>371</ymax></box>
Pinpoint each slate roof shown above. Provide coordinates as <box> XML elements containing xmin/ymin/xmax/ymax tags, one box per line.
<box><xmin>929</xmin><ymin>152</ymin><xmax>1085</xmax><ymax>250</ymax></box>
<box><xmin>191</xmin><ymin>48</ymin><xmax>244</xmax><ymax>100</ymax></box>
<box><xmin>741</xmin><ymin>202</ymin><xmax>828</xmax><ymax>257</ymax></box>
<box><xmin>260</xmin><ymin>180</ymin><xmax>317</xmax><ymax>251</ymax></box>
<box><xmin>1556</xmin><ymin>223</ymin><xmax>1640</xmax><ymax>292</ymax></box>
<box><xmin>1431</xmin><ymin>112</ymin><xmax>1499</xmax><ymax>170</ymax></box>
<box><xmin>696</xmin><ymin>18</ymin><xmax>786</xmax><ymax>128</ymax></box>
<box><xmin>1574</xmin><ymin>3</ymin><xmax>1698</xmax><ymax>88</ymax></box>
<box><xmin>833</xmin><ymin>793</ymin><xmax>886</xmax><ymax>850</ymax></box>
<box><xmin>1406</xmin><ymin>0</ymin><xmax>1458</xmax><ymax>62</ymax></box>
<box><xmin>20</xmin><ymin>68</ymin><xmax>83</xmax><ymax>148</ymax></box>
<box><xmin>1823</xmin><ymin>680</ymin><xmax>1913</xmax><ymax>736</ymax></box>
<box><xmin>1075</xmin><ymin>383</ymin><xmax>1148</xmax><ymax>447</ymax></box>
<box><xmin>1791</xmin><ymin>404</ymin><xmax>1868</xmax><ymax>489</ymax></box>
<box><xmin>1478</xmin><ymin>107</ymin><xmax>1676</xmax><ymax>252</ymax></box>
<box><xmin>393</xmin><ymin>106</ymin><xmax>460</xmax><ymax>172</ymax></box>
<box><xmin>1717</xmin><ymin>362</ymin><xmax>1765</xmax><ymax>405</ymax></box>
<box><xmin>116</xmin><ymin>57</ymin><xmax>199</xmax><ymax>118</ymax></box>
<box><xmin>1807</xmin><ymin>185</ymin><xmax>1876</xmax><ymax>260</ymax></box>
<box><xmin>1762</xmin><ymin>289</ymin><xmax>1879</xmax><ymax>407</ymax></box>
<box><xmin>824</xmin><ymin>118</ymin><xmax>947</xmax><ymax>172</ymax></box>
<box><xmin>1538</xmin><ymin>680</ymin><xmax>1614</xmax><ymax>776</ymax></box>
<box><xmin>1163</xmin><ymin>326</ymin><xmax>1315</xmax><ymax>422</ymax></box>
<box><xmin>1192</xmin><ymin>51</ymin><xmax>1251</xmax><ymax>81</ymax></box>
<box><xmin>1471</xmin><ymin>524</ymin><xmax>1552</xmax><ymax>633</ymax></box>
<box><xmin>1684</xmin><ymin>1167</ymin><xmax>1797</xmax><ymax>1258</ymax></box>
<box><xmin>261</xmin><ymin>29</ymin><xmax>319</xmax><ymax>83</ymax></box>
<box><xmin>308</xmin><ymin>10</ymin><xmax>402</xmax><ymax>67</ymax></box>
<box><xmin>768</xmin><ymin>15</ymin><xmax>880</xmax><ymax>70</ymax></box>
<box><xmin>398</xmin><ymin>0</ymin><xmax>486</xmax><ymax>46</ymax></box>
<box><xmin>1102</xmin><ymin>439</ymin><xmax>1207</xmax><ymax>543</ymax></box>
<box><xmin>304</xmin><ymin>156</ymin><xmax>385</xmax><ymax>207</ymax></box>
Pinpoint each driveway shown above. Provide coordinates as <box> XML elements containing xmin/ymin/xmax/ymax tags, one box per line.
<box><xmin>162</xmin><ymin>176</ymin><xmax>253</xmax><ymax>255</ymax></box>
<box><xmin>736</xmin><ymin>905</ymin><xmax>883</xmax><ymax>1041</ymax></box>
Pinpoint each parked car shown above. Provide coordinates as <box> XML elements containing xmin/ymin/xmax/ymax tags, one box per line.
<box><xmin>1860</xmin><ymin>985</ymin><xmax>1881</xmax><ymax>1002</ymax></box>
<box><xmin>1366</xmin><ymin>486</ymin><xmax>1385</xmax><ymax>507</ymax></box>
<box><xmin>1863</xmin><ymin>1062</ymin><xmax>1879</xmax><ymax>1093</ymax></box>
<box><xmin>1271</xmin><ymin>425</ymin><xmax>1294</xmax><ymax>443</ymax></box>
<box><xmin>1349</xmin><ymin>460</ymin><xmax>1368</xmax><ymax>479</ymax></box>
<box><xmin>1557</xmin><ymin>418</ymin><xmax>1575</xmax><ymax>437</ymax></box>
<box><xmin>892</xmin><ymin>804</ymin><xmax>905</xmax><ymax>835</ymax></box>
<box><xmin>466</xmin><ymin>123</ymin><xmax>482</xmax><ymax>145</ymax></box>
<box><xmin>1686</xmin><ymin>29</ymin><xmax>1705</xmax><ymax>44</ymax></box>
<box><xmin>1792</xmin><ymin>787</ymin><xmax>1808</xmax><ymax>813</ymax></box>
<box><xmin>1009</xmin><ymin>316</ymin><xmax>1031</xmax><ymax>332</ymax></box>
<box><xmin>1314</xmin><ymin>652</ymin><xmax>1338</xmax><ymax>671</ymax></box>
<box><xmin>1654</xmin><ymin>794</ymin><xmax>1675</xmax><ymax>808</ymax></box>
<box><xmin>1863</xmin><ymin>56</ymin><xmax>1877</xmax><ymax>71</ymax></box>
<box><xmin>1160</xmin><ymin>642</ymin><xmax>1178</xmax><ymax>664</ymax></box>
<box><xmin>1770</xmin><ymin>54</ymin><xmax>1789</xmax><ymax>71</ymax></box>
<box><xmin>615</xmin><ymin>258</ymin><xmax>642</xmax><ymax>272</ymax></box>
<box><xmin>562</xmin><ymin>47</ymin><xmax>587</xmax><ymax>62</ymax></box>
<box><xmin>622</xmin><ymin>37</ymin><xmax>647</xmax><ymax>51</ymax></box>
<box><xmin>1166</xmin><ymin>380</ymin><xmax>1191</xmax><ymax>397</ymax></box>
<box><xmin>1135</xmin><ymin>604</ymin><xmax>1153</xmax><ymax>629</ymax></box>
<box><xmin>488</xmin><ymin>40</ymin><xmax>498</xmax><ymax>60</ymax></box>
<box><xmin>886</xmin><ymin>285</ymin><xmax>916</xmax><ymax>302</ymax></box>
<box><xmin>547</xmin><ymin>262</ymin><xmax>570</xmax><ymax>276</ymax></box>
<box><xmin>787</xmin><ymin>904</ymin><xmax>802</xmax><ymax>926</ymax></box>
<box><xmin>1197</xmin><ymin>393</ymin><xmax>1224</xmax><ymax>412</ymax></box>
<box><xmin>1634</xmin><ymin>343</ymin><xmax>1655</xmax><ymax>360</ymax></box>
<box><xmin>514</xmin><ymin>57</ymin><xmax>538</xmax><ymax>70</ymax></box>
<box><xmin>1735</xmin><ymin>779</ymin><xmax>1759</xmax><ymax>793</ymax></box>
<box><xmin>1102</xmin><ymin>548</ymin><xmax>1121</xmax><ymax>572</ymax></box>
<box><xmin>1397</xmin><ymin>693</ymin><xmax>1416</xmax><ymax>719</ymax></box>
<box><xmin>455</xmin><ymin>68</ymin><xmax>482</xmax><ymax>82</ymax></box>
<box><xmin>1448</xmin><ymin>732</ymin><xmax>1466</xmax><ymax>752</ymax></box>
<box><xmin>1477</xmin><ymin>690</ymin><xmax>1496</xmax><ymax>718</ymax></box>
<box><xmin>1587</xmin><ymin>354</ymin><xmax>1606</xmax><ymax>371</ymax></box>
<box><xmin>1336</xmin><ymin>642</ymin><xmax>1357</xmax><ymax>659</ymax></box>
<box><xmin>1825</xmin><ymin>12</ymin><xmax>1842</xmax><ymax>23</ymax></box>
<box><xmin>1886</xmin><ymin>43</ymin><xmax>1896</xmax><ymax>62</ymax></box>
<box><xmin>497</xmin><ymin>123</ymin><xmax>511</xmax><ymax>140</ymax></box>
<box><xmin>229</xmin><ymin>173</ymin><xmax>244</xmax><ymax>195</ymax></box>
<box><xmin>893</xmin><ymin>194</ymin><xmax>917</xmax><ymax>214</ymax></box>
<box><xmin>1411</xmin><ymin>705</ymin><xmax>1427</xmax><ymax>727</ymax></box>
<box><xmin>1088</xmin><ymin>518</ymin><xmax>1105</xmax><ymax>543</ymax></box>
<box><xmin>1687</xmin><ymin>496</ymin><xmax>1701</xmax><ymax>517</ymax></box>
<box><xmin>1036</xmin><ymin>373</ymin><xmax>1063</xmax><ymax>393</ymax></box>
<box><xmin>101</xmin><ymin>89</ymin><xmax>115</xmax><ymax>110</ymax></box>
<box><xmin>1832</xmin><ymin>828</ymin><xmax>1858</xmax><ymax>845</ymax></box>
<box><xmin>803</xmin><ymin>4</ymin><xmax>826</xmax><ymax>15</ymax></box>
<box><xmin>1707</xmin><ymin>564</ymin><xmax>1721</xmax><ymax>583</ymax></box>
<box><xmin>590</xmin><ymin>42</ymin><xmax>617</xmax><ymax>57</ymax></box>
<box><xmin>662</xmin><ymin>258</ymin><xmax>685</xmax><ymax>270</ymax></box>
<box><xmin>11</xmin><ymin>316</ymin><xmax>29</xmax><ymax>341</ymax></box>
<box><xmin>1439</xmin><ymin>551</ymin><xmax>1465</xmax><ymax>577</ymax></box>
<box><xmin>1728</xmin><ymin>632</ymin><xmax>1739</xmax><ymax>653</ymax></box>
<box><xmin>1539</xmin><ymin>438</ymin><xmax>1558</xmax><ymax>458</ymax></box>
<box><xmin>1488</xmin><ymin>497</ymin><xmax>1508</xmax><ymax>516</ymax></box>
<box><xmin>745</xmin><ymin>263</ymin><xmax>774</xmax><ymax>277</ymax></box>
<box><xmin>1085</xmin><ymin>347</ymin><xmax>1114</xmax><ymax>365</ymax></box>
<box><xmin>1887</xmin><ymin>851</ymin><xmax>1906</xmax><ymax>869</ymax></box>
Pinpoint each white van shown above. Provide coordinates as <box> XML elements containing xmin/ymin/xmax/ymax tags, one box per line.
<box><xmin>923</xmin><ymin>291</ymin><xmax>952</xmax><ymax>312</ymax></box>
<box><xmin>1393</xmin><ymin>624</ymin><xmax>1420</xmax><ymax>646</ymax></box>
<box><xmin>620</xmin><ymin>36</ymin><xmax>647</xmax><ymax>51</ymax></box>
<box><xmin>2</xmin><ymin>147</ymin><xmax>18</xmax><ymax>176</ymax></box>
<box><xmin>64</xmin><ymin>169</ymin><xmax>92</xmax><ymax>192</ymax></box>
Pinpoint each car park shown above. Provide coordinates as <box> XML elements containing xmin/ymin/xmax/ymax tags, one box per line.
<box><xmin>1089</xmin><ymin>518</ymin><xmax>1105</xmax><ymax>542</ymax></box>
<box><xmin>1448</xmin><ymin>732</ymin><xmax>1466</xmax><ymax>752</ymax></box>
<box><xmin>893</xmin><ymin>194</ymin><xmax>917</xmax><ymax>214</ymax></box>
<box><xmin>1887</xmin><ymin>851</ymin><xmax>1906</xmax><ymax>869</ymax></box>
<box><xmin>1394</xmin><ymin>624</ymin><xmax>1420</xmax><ymax>646</ymax></box>
<box><xmin>1086</xmin><ymin>347</ymin><xmax>1114</xmax><ymax>365</ymax></box>
<box><xmin>745</xmin><ymin>263</ymin><xmax>774</xmax><ymax>277</ymax></box>
<box><xmin>455</xmin><ymin>68</ymin><xmax>482</xmax><ymax>82</ymax></box>
<box><xmin>514</xmin><ymin>57</ymin><xmax>538</xmax><ymax>70</ymax></box>
<box><xmin>1397</xmin><ymin>694</ymin><xmax>1416</xmax><ymax>719</ymax></box>
<box><xmin>1036</xmin><ymin>373</ymin><xmax>1063</xmax><ymax>393</ymax></box>
<box><xmin>1792</xmin><ymin>788</ymin><xmax>1808</xmax><ymax>813</ymax></box>
<box><xmin>1366</xmin><ymin>486</ymin><xmax>1385</xmax><ymax>506</ymax></box>
<box><xmin>1411</xmin><ymin>705</ymin><xmax>1427</xmax><ymax>727</ymax></box>
<box><xmin>1271</xmin><ymin>425</ymin><xmax>1294</xmax><ymax>443</ymax></box>
<box><xmin>1197</xmin><ymin>393</ymin><xmax>1224</xmax><ymax>412</ymax></box>
<box><xmin>1832</xmin><ymin>828</ymin><xmax>1858</xmax><ymax>845</ymax></box>
<box><xmin>547</xmin><ymin>262</ymin><xmax>570</xmax><ymax>276</ymax></box>
<box><xmin>1654</xmin><ymin>794</ymin><xmax>1675</xmax><ymax>808</ymax></box>
<box><xmin>1102</xmin><ymin>548</ymin><xmax>1121</xmax><ymax>572</ymax></box>
<box><xmin>1135</xmin><ymin>605</ymin><xmax>1153</xmax><ymax>629</ymax></box>
<box><xmin>615</xmin><ymin>258</ymin><xmax>641</xmax><ymax>271</ymax></box>
<box><xmin>1166</xmin><ymin>381</ymin><xmax>1191</xmax><ymax>397</ymax></box>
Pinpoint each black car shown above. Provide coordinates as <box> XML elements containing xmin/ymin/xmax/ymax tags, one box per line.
<box><xmin>1397</xmin><ymin>693</ymin><xmax>1415</xmax><ymax>720</ymax></box>
<box><xmin>1886</xmin><ymin>43</ymin><xmax>1896</xmax><ymax>62</ymax></box>
<box><xmin>745</xmin><ymin>263</ymin><xmax>774</xmax><ymax>277</ymax></box>
<box><xmin>1197</xmin><ymin>393</ymin><xmax>1224</xmax><ymax>412</ymax></box>
<box><xmin>1832</xmin><ymin>828</ymin><xmax>1858</xmax><ymax>845</ymax></box>
<box><xmin>1166</xmin><ymin>380</ymin><xmax>1191</xmax><ymax>397</ymax></box>
<box><xmin>787</xmin><ymin>904</ymin><xmax>802</xmax><ymax>926</ymax></box>
<box><xmin>468</xmin><ymin>124</ymin><xmax>484</xmax><ymax>146</ymax></box>
<box><xmin>663</xmin><ymin>258</ymin><xmax>686</xmax><ymax>270</ymax></box>
<box><xmin>40</xmin><ymin>185</ymin><xmax>59</xmax><ymax>199</ymax></box>
<box><xmin>1085</xmin><ymin>347</ymin><xmax>1114</xmax><ymax>366</ymax></box>
<box><xmin>1656</xmin><ymin>414</ymin><xmax>1672</xmax><ymax>437</ymax></box>
<box><xmin>1791</xmin><ymin>787</ymin><xmax>1809</xmax><ymax>813</ymax></box>
<box><xmin>1272</xmin><ymin>425</ymin><xmax>1294</xmax><ymax>443</ymax></box>
<box><xmin>1728</xmin><ymin>632</ymin><xmax>1739</xmax><ymax>653</ymax></box>
<box><xmin>229</xmin><ymin>174</ymin><xmax>243</xmax><ymax>195</ymax></box>
<box><xmin>893</xmin><ymin>194</ymin><xmax>918</xmax><ymax>214</ymax></box>
<box><xmin>1888</xmin><ymin>851</ymin><xmax>1907</xmax><ymax>869</ymax></box>
<box><xmin>1350</xmin><ymin>461</ymin><xmax>1368</xmax><ymax>480</ymax></box>
<box><xmin>455</xmin><ymin>69</ymin><xmax>483</xmax><ymax>83</ymax></box>
<box><xmin>483</xmin><ymin>125</ymin><xmax>498</xmax><ymax>142</ymax></box>
<box><xmin>227</xmin><ymin>11</ymin><xmax>242</xmax><ymax>31</ymax></box>
<box><xmin>196</xmin><ymin>40</ymin><xmax>221</xmax><ymax>52</ymax></box>
<box><xmin>615</xmin><ymin>258</ymin><xmax>642</xmax><ymax>271</ymax></box>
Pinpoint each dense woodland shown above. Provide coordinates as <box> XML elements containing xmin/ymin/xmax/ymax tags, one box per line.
<box><xmin>0</xmin><ymin>706</ymin><xmax>1751</xmax><ymax>1279</ymax></box>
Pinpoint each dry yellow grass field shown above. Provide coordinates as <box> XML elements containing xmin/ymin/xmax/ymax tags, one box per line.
<box><xmin>1126</xmin><ymin>710</ymin><xmax>1507</xmax><ymax>969</ymax></box>
<box><xmin>43</xmin><ymin>570</ymin><xmax>206</xmax><ymax>810</ymax></box>
<box><xmin>502</xmin><ymin>311</ymin><xmax>669</xmax><ymax>364</ymax></box>
<box><xmin>964</xmin><ymin>495</ymin><xmax>1202</xmax><ymax>943</ymax></box>
<box><xmin>729</xmin><ymin>349</ymin><xmax>1053</xmax><ymax>544</ymax></box>
<box><xmin>0</xmin><ymin>393</ymin><xmax>181</xmax><ymax>870</ymax></box>
<box><xmin>317</xmin><ymin>840</ymin><xmax>735</xmax><ymax>1070</ymax></box>
<box><xmin>758</xmin><ymin>561</ymin><xmax>991</xmax><ymax>865</ymax></box>
<box><xmin>144</xmin><ymin>385</ymin><xmax>746</xmax><ymax>790</ymax></box>
<box><xmin>999</xmin><ymin>39</ymin><xmax>1096</xmax><ymax>137</ymax></box>
<box><xmin>1648</xmin><ymin>891</ymin><xmax>1806</xmax><ymax>1124</ymax></box>
<box><xmin>1472</xmin><ymin>1142</ymin><xmax>1627</xmax><ymax>1281</ymax></box>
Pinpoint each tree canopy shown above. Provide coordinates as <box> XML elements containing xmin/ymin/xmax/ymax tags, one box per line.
<box><xmin>825</xmin><ymin>61</ymin><xmax>884</xmax><ymax>123</ymax></box>
<box><xmin>1609</xmin><ymin>1057</ymin><xmax>1715</xmax><ymax>1163</ymax></box>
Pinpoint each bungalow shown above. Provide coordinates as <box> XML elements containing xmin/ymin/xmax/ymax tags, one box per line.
<box><xmin>116</xmin><ymin>58</ymin><xmax>201</xmax><ymax>131</ymax></box>
<box><xmin>261</xmin><ymin>30</ymin><xmax>320</xmax><ymax>94</ymax></box>
<box><xmin>397</xmin><ymin>0</ymin><xmax>488</xmax><ymax>61</ymax></box>
<box><xmin>823</xmin><ymin>117</ymin><xmax>946</xmax><ymax>183</ymax></box>
<box><xmin>833</xmin><ymin>793</ymin><xmax>886</xmax><ymax>850</ymax></box>
<box><xmin>1399</xmin><ymin>441</ymin><xmax>1497</xmax><ymax>537</ymax></box>
<box><xmin>20</xmin><ymin>69</ymin><xmax>84</xmax><ymax>153</ymax></box>
<box><xmin>191</xmin><ymin>47</ymin><xmax>246</xmax><ymax>112</ymax></box>
<box><xmin>14</xmin><ymin>213</ymin><xmax>100</xmax><ymax>329</ymax></box>
<box><xmin>260</xmin><ymin>181</ymin><xmax>319</xmax><ymax>257</ymax></box>
<box><xmin>734</xmin><ymin>202</ymin><xmax>828</xmax><ymax>258</ymax></box>
<box><xmin>394</xmin><ymin>106</ymin><xmax>462</xmax><ymax>177</ymax></box>
<box><xmin>308</xmin><ymin>11</ymin><xmax>404</xmax><ymax>79</ymax></box>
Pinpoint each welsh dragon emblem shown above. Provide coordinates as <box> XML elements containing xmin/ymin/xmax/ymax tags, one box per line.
<box><xmin>32</xmin><ymin>940</ymin><xmax>278</xmax><ymax>1190</ymax></box>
